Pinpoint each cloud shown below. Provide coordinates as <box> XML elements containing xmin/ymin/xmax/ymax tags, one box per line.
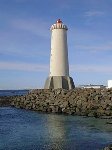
<box><xmin>84</xmin><ymin>10</ymin><xmax>104</xmax><ymax>17</ymax></box>
<box><xmin>74</xmin><ymin>42</ymin><xmax>112</xmax><ymax>52</ymax></box>
<box><xmin>70</xmin><ymin>64</ymin><xmax>112</xmax><ymax>73</ymax></box>
<box><xmin>14</xmin><ymin>0</ymin><xmax>27</xmax><ymax>2</ymax></box>
<box><xmin>75</xmin><ymin>42</ymin><xmax>112</xmax><ymax>52</ymax></box>
<box><xmin>0</xmin><ymin>61</ymin><xmax>49</xmax><ymax>72</ymax></box>
<box><xmin>13</xmin><ymin>0</ymin><xmax>36</xmax><ymax>3</ymax></box>
<box><xmin>0</xmin><ymin>48</ymin><xmax>49</xmax><ymax>58</ymax></box>
<box><xmin>0</xmin><ymin>61</ymin><xmax>112</xmax><ymax>74</ymax></box>
<box><xmin>11</xmin><ymin>18</ymin><xmax>50</xmax><ymax>38</ymax></box>
<box><xmin>0</xmin><ymin>18</ymin><xmax>50</xmax><ymax>58</ymax></box>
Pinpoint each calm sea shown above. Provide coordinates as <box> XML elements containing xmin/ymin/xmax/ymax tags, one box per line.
<box><xmin>0</xmin><ymin>90</ymin><xmax>29</xmax><ymax>96</ymax></box>
<box><xmin>0</xmin><ymin>90</ymin><xmax>112</xmax><ymax>150</ymax></box>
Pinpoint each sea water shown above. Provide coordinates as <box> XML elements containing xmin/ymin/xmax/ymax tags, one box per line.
<box><xmin>0</xmin><ymin>90</ymin><xmax>29</xmax><ymax>96</ymax></box>
<box><xmin>0</xmin><ymin>90</ymin><xmax>112</xmax><ymax>150</ymax></box>
<box><xmin>0</xmin><ymin>107</ymin><xmax>112</xmax><ymax>150</ymax></box>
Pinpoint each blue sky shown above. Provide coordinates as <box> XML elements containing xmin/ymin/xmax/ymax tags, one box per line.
<box><xmin>0</xmin><ymin>0</ymin><xmax>112</xmax><ymax>89</ymax></box>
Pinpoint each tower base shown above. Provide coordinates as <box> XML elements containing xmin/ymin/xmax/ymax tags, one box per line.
<box><xmin>44</xmin><ymin>76</ymin><xmax>75</xmax><ymax>90</ymax></box>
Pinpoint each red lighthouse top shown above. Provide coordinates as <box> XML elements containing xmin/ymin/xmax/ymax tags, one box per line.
<box><xmin>50</xmin><ymin>19</ymin><xmax>68</xmax><ymax>30</ymax></box>
<box><xmin>56</xmin><ymin>19</ymin><xmax>62</xmax><ymax>23</ymax></box>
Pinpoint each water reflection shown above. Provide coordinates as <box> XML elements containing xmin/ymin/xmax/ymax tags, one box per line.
<box><xmin>0</xmin><ymin>107</ymin><xmax>112</xmax><ymax>150</ymax></box>
<box><xmin>45</xmin><ymin>114</ymin><xmax>66</xmax><ymax>149</ymax></box>
<box><xmin>43</xmin><ymin>114</ymin><xmax>112</xmax><ymax>150</ymax></box>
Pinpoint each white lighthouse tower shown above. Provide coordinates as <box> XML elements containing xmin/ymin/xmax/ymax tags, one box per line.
<box><xmin>44</xmin><ymin>19</ymin><xmax>75</xmax><ymax>89</ymax></box>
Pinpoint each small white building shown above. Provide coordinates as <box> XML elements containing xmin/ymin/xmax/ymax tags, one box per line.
<box><xmin>107</xmin><ymin>80</ymin><xmax>112</xmax><ymax>88</ymax></box>
<box><xmin>79</xmin><ymin>84</ymin><xmax>106</xmax><ymax>89</ymax></box>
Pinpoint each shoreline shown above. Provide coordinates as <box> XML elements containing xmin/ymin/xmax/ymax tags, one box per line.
<box><xmin>0</xmin><ymin>88</ymin><xmax>112</xmax><ymax>118</ymax></box>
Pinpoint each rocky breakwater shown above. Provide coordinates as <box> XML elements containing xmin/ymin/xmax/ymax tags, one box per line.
<box><xmin>11</xmin><ymin>88</ymin><xmax>112</xmax><ymax>117</ymax></box>
<box><xmin>0</xmin><ymin>96</ymin><xmax>12</xmax><ymax>106</ymax></box>
<box><xmin>103</xmin><ymin>144</ymin><xmax>112</xmax><ymax>150</ymax></box>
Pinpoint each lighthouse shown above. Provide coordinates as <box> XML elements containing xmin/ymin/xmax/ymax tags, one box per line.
<box><xmin>44</xmin><ymin>19</ymin><xmax>75</xmax><ymax>89</ymax></box>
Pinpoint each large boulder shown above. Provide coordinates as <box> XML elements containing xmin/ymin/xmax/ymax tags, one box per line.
<box><xmin>103</xmin><ymin>144</ymin><xmax>112</xmax><ymax>150</ymax></box>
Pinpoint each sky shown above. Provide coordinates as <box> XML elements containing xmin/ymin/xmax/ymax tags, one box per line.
<box><xmin>0</xmin><ymin>0</ymin><xmax>112</xmax><ymax>89</ymax></box>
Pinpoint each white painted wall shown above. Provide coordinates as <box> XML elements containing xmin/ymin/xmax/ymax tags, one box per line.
<box><xmin>50</xmin><ymin>22</ymin><xmax>69</xmax><ymax>76</ymax></box>
<box><xmin>79</xmin><ymin>85</ymin><xmax>105</xmax><ymax>89</ymax></box>
<box><xmin>108</xmin><ymin>80</ymin><xmax>112</xmax><ymax>88</ymax></box>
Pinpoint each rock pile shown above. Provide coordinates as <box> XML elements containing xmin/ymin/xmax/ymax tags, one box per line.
<box><xmin>11</xmin><ymin>88</ymin><xmax>112</xmax><ymax>117</ymax></box>
<box><xmin>103</xmin><ymin>144</ymin><xmax>112</xmax><ymax>150</ymax></box>
<box><xmin>0</xmin><ymin>96</ymin><xmax>12</xmax><ymax>106</ymax></box>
